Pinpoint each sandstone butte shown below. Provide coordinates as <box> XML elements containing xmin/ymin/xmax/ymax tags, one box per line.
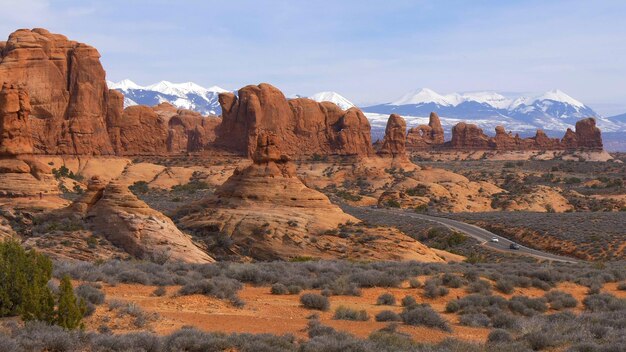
<box><xmin>175</xmin><ymin>131</ymin><xmax>442</xmax><ymax>262</ymax></box>
<box><xmin>216</xmin><ymin>83</ymin><xmax>374</xmax><ymax>158</ymax></box>
<box><xmin>0</xmin><ymin>28</ymin><xmax>221</xmax><ymax>156</ymax></box>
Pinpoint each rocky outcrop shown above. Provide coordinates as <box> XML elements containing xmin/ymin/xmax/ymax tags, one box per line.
<box><xmin>177</xmin><ymin>132</ymin><xmax>439</xmax><ymax>261</ymax></box>
<box><xmin>0</xmin><ymin>158</ymin><xmax>57</xmax><ymax>196</ymax></box>
<box><xmin>0</xmin><ymin>84</ymin><xmax>32</xmax><ymax>155</ymax></box>
<box><xmin>216</xmin><ymin>83</ymin><xmax>373</xmax><ymax>158</ymax></box>
<box><xmin>0</xmin><ymin>28</ymin><xmax>119</xmax><ymax>155</ymax></box>
<box><xmin>378</xmin><ymin>114</ymin><xmax>407</xmax><ymax>157</ymax></box>
<box><xmin>157</xmin><ymin>103</ymin><xmax>221</xmax><ymax>154</ymax></box>
<box><xmin>571</xmin><ymin>118</ymin><xmax>602</xmax><ymax>149</ymax></box>
<box><xmin>531</xmin><ymin>130</ymin><xmax>561</xmax><ymax>149</ymax></box>
<box><xmin>82</xmin><ymin>178</ymin><xmax>214</xmax><ymax>263</ymax></box>
<box><xmin>449</xmin><ymin>122</ymin><xmax>490</xmax><ymax>149</ymax></box>
<box><xmin>108</xmin><ymin>103</ymin><xmax>221</xmax><ymax>155</ymax></box>
<box><xmin>406</xmin><ymin>112</ymin><xmax>445</xmax><ymax>150</ymax></box>
<box><xmin>442</xmin><ymin>117</ymin><xmax>604</xmax><ymax>151</ymax></box>
<box><xmin>109</xmin><ymin>105</ymin><xmax>169</xmax><ymax>155</ymax></box>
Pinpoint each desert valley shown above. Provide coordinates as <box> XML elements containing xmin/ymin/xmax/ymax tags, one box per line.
<box><xmin>0</xmin><ymin>26</ymin><xmax>624</xmax><ymax>352</ymax></box>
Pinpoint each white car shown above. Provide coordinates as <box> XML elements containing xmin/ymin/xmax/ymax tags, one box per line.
<box><xmin>490</xmin><ymin>237</ymin><xmax>499</xmax><ymax>243</ymax></box>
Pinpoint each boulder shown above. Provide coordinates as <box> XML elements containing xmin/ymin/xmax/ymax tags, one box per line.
<box><xmin>0</xmin><ymin>28</ymin><xmax>118</xmax><ymax>155</ymax></box>
<box><xmin>216</xmin><ymin>83</ymin><xmax>373</xmax><ymax>158</ymax></box>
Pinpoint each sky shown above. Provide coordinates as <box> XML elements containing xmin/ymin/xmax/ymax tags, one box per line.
<box><xmin>1</xmin><ymin>0</ymin><xmax>626</xmax><ymax>116</ymax></box>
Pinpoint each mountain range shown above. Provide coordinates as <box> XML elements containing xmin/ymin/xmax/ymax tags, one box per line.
<box><xmin>107</xmin><ymin>80</ymin><xmax>626</xmax><ymax>138</ymax></box>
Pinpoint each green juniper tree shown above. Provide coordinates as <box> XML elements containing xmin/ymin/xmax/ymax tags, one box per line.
<box><xmin>1</xmin><ymin>240</ymin><xmax>85</xmax><ymax>329</ymax></box>
<box><xmin>0</xmin><ymin>240</ymin><xmax>54</xmax><ymax>321</ymax></box>
<box><xmin>56</xmin><ymin>275</ymin><xmax>86</xmax><ymax>330</ymax></box>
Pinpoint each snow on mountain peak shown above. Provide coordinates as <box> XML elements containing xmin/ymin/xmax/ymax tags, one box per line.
<box><xmin>391</xmin><ymin>88</ymin><xmax>451</xmax><ymax>106</ymax></box>
<box><xmin>308</xmin><ymin>91</ymin><xmax>356</xmax><ymax>110</ymax></box>
<box><xmin>535</xmin><ymin>89</ymin><xmax>585</xmax><ymax>108</ymax></box>
<box><xmin>459</xmin><ymin>91</ymin><xmax>512</xmax><ymax>109</ymax></box>
<box><xmin>108</xmin><ymin>79</ymin><xmax>143</xmax><ymax>91</ymax></box>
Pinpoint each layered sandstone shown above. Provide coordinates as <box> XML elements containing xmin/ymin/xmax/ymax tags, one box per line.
<box><xmin>0</xmin><ymin>84</ymin><xmax>32</xmax><ymax>155</ymax></box>
<box><xmin>78</xmin><ymin>177</ymin><xmax>214</xmax><ymax>263</ymax></box>
<box><xmin>406</xmin><ymin>112</ymin><xmax>445</xmax><ymax>150</ymax></box>
<box><xmin>216</xmin><ymin>83</ymin><xmax>373</xmax><ymax>158</ymax></box>
<box><xmin>177</xmin><ymin>132</ymin><xmax>440</xmax><ymax>261</ymax></box>
<box><xmin>0</xmin><ymin>28</ymin><xmax>118</xmax><ymax>155</ymax></box>
<box><xmin>0</xmin><ymin>158</ymin><xmax>57</xmax><ymax>196</ymax></box>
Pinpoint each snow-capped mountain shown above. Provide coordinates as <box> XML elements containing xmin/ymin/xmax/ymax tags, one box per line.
<box><xmin>308</xmin><ymin>91</ymin><xmax>356</xmax><ymax>110</ymax></box>
<box><xmin>607</xmin><ymin>112</ymin><xmax>626</xmax><ymax>123</ymax></box>
<box><xmin>107</xmin><ymin>80</ymin><xmax>229</xmax><ymax>116</ymax></box>
<box><xmin>363</xmin><ymin>88</ymin><xmax>623</xmax><ymax>133</ymax></box>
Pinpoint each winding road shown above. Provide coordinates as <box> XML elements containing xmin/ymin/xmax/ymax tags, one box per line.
<box><xmin>364</xmin><ymin>207</ymin><xmax>579</xmax><ymax>263</ymax></box>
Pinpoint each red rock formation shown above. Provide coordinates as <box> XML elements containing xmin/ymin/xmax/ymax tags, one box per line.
<box><xmin>216</xmin><ymin>83</ymin><xmax>373</xmax><ymax>158</ymax></box>
<box><xmin>107</xmin><ymin>102</ymin><xmax>221</xmax><ymax>155</ymax></box>
<box><xmin>531</xmin><ymin>130</ymin><xmax>561</xmax><ymax>149</ymax></box>
<box><xmin>378</xmin><ymin>114</ymin><xmax>407</xmax><ymax>157</ymax></box>
<box><xmin>449</xmin><ymin>122</ymin><xmax>490</xmax><ymax>149</ymax></box>
<box><xmin>0</xmin><ymin>84</ymin><xmax>32</xmax><ymax>155</ymax></box>
<box><xmin>156</xmin><ymin>103</ymin><xmax>221</xmax><ymax>153</ymax></box>
<box><xmin>109</xmin><ymin>105</ymin><xmax>168</xmax><ymax>155</ymax></box>
<box><xmin>406</xmin><ymin>112</ymin><xmax>445</xmax><ymax>150</ymax></box>
<box><xmin>560</xmin><ymin>128</ymin><xmax>578</xmax><ymax>149</ymax></box>
<box><xmin>0</xmin><ymin>28</ymin><xmax>119</xmax><ymax>155</ymax></box>
<box><xmin>572</xmin><ymin>117</ymin><xmax>602</xmax><ymax>150</ymax></box>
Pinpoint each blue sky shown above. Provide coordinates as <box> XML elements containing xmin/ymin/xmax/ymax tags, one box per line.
<box><xmin>1</xmin><ymin>0</ymin><xmax>626</xmax><ymax>115</ymax></box>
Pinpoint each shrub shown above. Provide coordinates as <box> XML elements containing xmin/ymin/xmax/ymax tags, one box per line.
<box><xmin>376</xmin><ymin>293</ymin><xmax>396</xmax><ymax>306</ymax></box>
<box><xmin>400</xmin><ymin>305</ymin><xmax>451</xmax><ymax>332</ymax></box>
<box><xmin>617</xmin><ymin>282</ymin><xmax>626</xmax><ymax>291</ymax></box>
<box><xmin>400</xmin><ymin>295</ymin><xmax>417</xmax><ymax>307</ymax></box>
<box><xmin>333</xmin><ymin>306</ymin><xmax>369</xmax><ymax>321</ymax></box>
<box><xmin>490</xmin><ymin>312</ymin><xmax>519</xmax><ymax>330</ymax></box>
<box><xmin>487</xmin><ymin>329</ymin><xmax>513</xmax><ymax>344</ymax></box>
<box><xmin>271</xmin><ymin>283</ymin><xmax>289</xmax><ymax>295</ymax></box>
<box><xmin>287</xmin><ymin>285</ymin><xmax>302</xmax><ymax>295</ymax></box>
<box><xmin>583</xmin><ymin>293</ymin><xmax>626</xmax><ymax>312</ymax></box>
<box><xmin>544</xmin><ymin>290</ymin><xmax>577</xmax><ymax>310</ymax></box>
<box><xmin>129</xmin><ymin>181</ymin><xmax>149</xmax><ymax>195</ymax></box>
<box><xmin>441</xmin><ymin>273</ymin><xmax>464</xmax><ymax>288</ymax></box>
<box><xmin>75</xmin><ymin>284</ymin><xmax>105</xmax><ymax>305</ymax></box>
<box><xmin>178</xmin><ymin>276</ymin><xmax>243</xmax><ymax>305</ymax></box>
<box><xmin>300</xmin><ymin>293</ymin><xmax>330</xmax><ymax>311</ymax></box>
<box><xmin>495</xmin><ymin>279</ymin><xmax>515</xmax><ymax>294</ymax></box>
<box><xmin>459</xmin><ymin>313</ymin><xmax>490</xmax><ymax>327</ymax></box>
<box><xmin>466</xmin><ymin>279</ymin><xmax>491</xmax><ymax>294</ymax></box>
<box><xmin>522</xmin><ymin>331</ymin><xmax>559</xmax><ymax>350</ymax></box>
<box><xmin>409</xmin><ymin>278</ymin><xmax>421</xmax><ymax>288</ymax></box>
<box><xmin>375</xmin><ymin>310</ymin><xmax>402</xmax><ymax>322</ymax></box>
<box><xmin>153</xmin><ymin>286</ymin><xmax>167</xmax><ymax>297</ymax></box>
<box><xmin>508</xmin><ymin>296</ymin><xmax>547</xmax><ymax>316</ymax></box>
<box><xmin>423</xmin><ymin>278</ymin><xmax>449</xmax><ymax>298</ymax></box>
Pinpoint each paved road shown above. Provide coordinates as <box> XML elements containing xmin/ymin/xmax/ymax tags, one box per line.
<box><xmin>368</xmin><ymin>207</ymin><xmax>579</xmax><ymax>263</ymax></box>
